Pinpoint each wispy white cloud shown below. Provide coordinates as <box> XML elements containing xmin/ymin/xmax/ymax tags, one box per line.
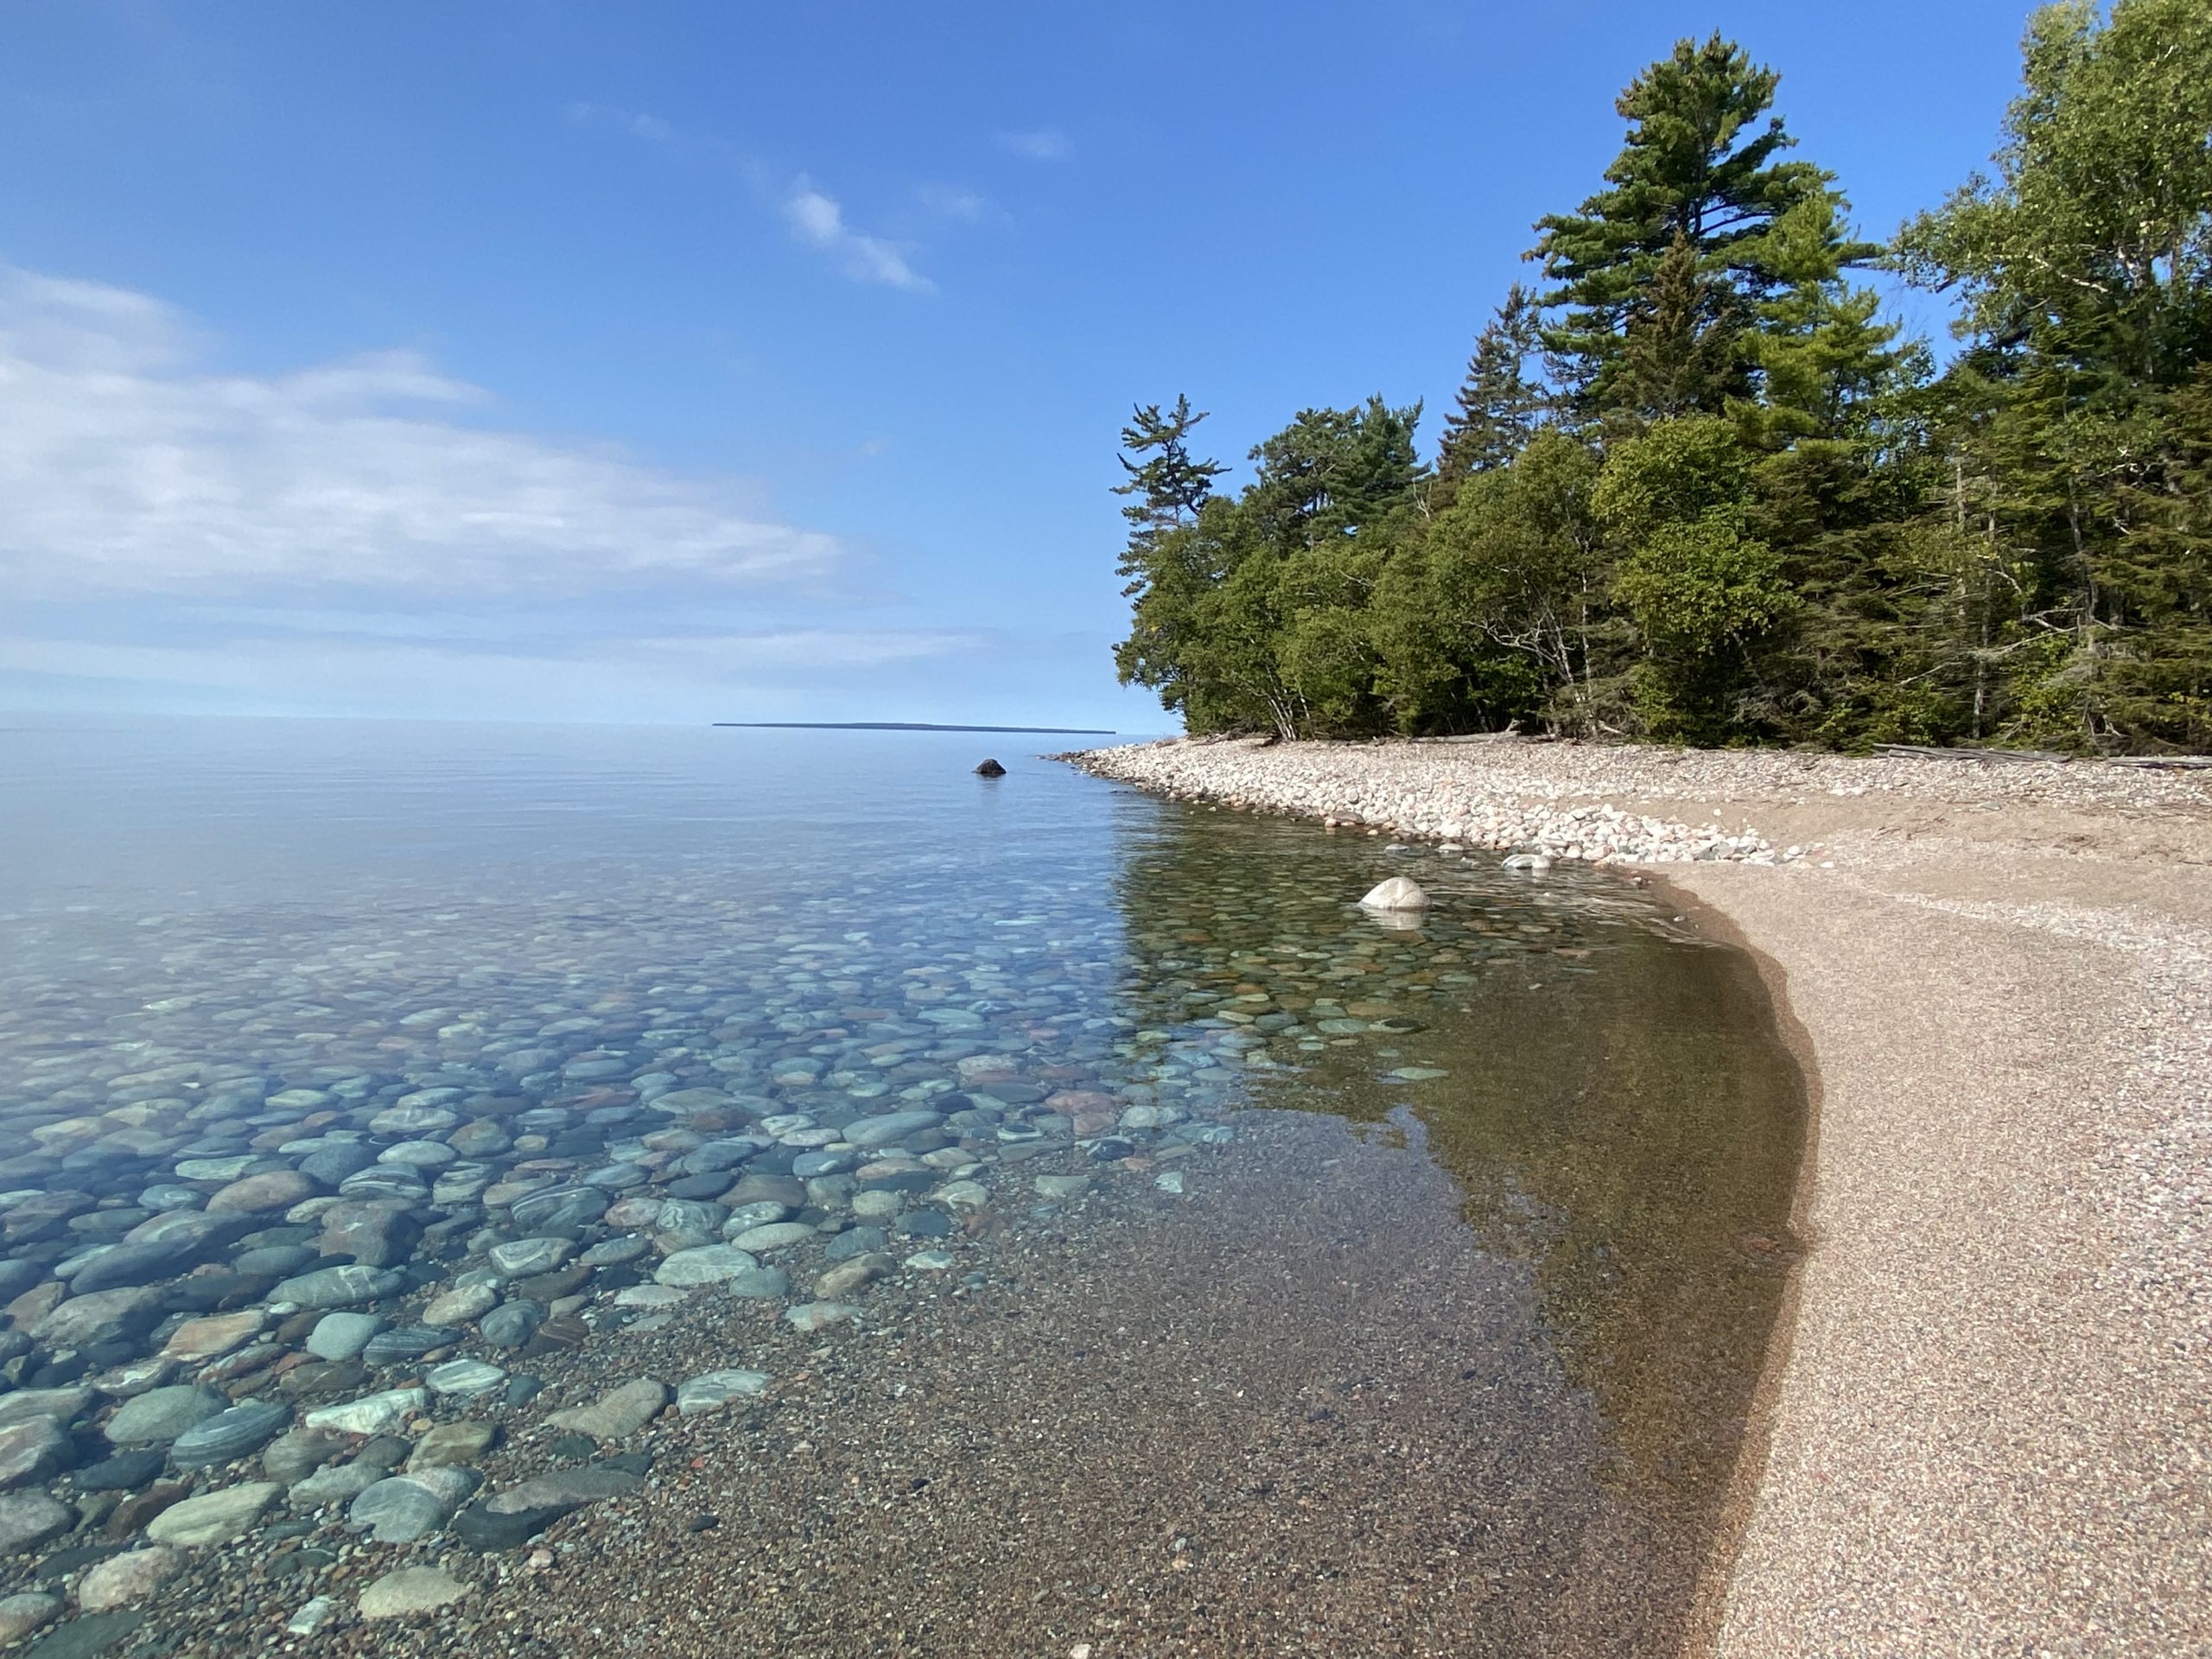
<box><xmin>565</xmin><ymin>100</ymin><xmax>675</xmax><ymax>144</ymax></box>
<box><xmin>0</xmin><ymin>265</ymin><xmax>841</xmax><ymax>598</ymax></box>
<box><xmin>994</xmin><ymin>127</ymin><xmax>1068</xmax><ymax>162</ymax></box>
<box><xmin>781</xmin><ymin>182</ymin><xmax>933</xmax><ymax>293</ymax></box>
<box><xmin>917</xmin><ymin>184</ymin><xmax>995</xmax><ymax>226</ymax></box>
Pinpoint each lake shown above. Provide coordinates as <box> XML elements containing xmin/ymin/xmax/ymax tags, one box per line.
<box><xmin>0</xmin><ymin>716</ymin><xmax>1804</xmax><ymax>1656</ymax></box>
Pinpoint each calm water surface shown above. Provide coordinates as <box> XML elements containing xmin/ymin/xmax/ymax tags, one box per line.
<box><xmin>0</xmin><ymin>718</ymin><xmax>1803</xmax><ymax>1656</ymax></box>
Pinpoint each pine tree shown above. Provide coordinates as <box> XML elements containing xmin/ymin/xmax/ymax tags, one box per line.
<box><xmin>1532</xmin><ymin>34</ymin><xmax>1856</xmax><ymax>418</ymax></box>
<box><xmin>1112</xmin><ymin>395</ymin><xmax>1226</xmax><ymax>595</ymax></box>
<box><xmin>1437</xmin><ymin>284</ymin><xmax>1548</xmax><ymax>484</ymax></box>
<box><xmin>1607</xmin><ymin>232</ymin><xmax>1754</xmax><ymax>424</ymax></box>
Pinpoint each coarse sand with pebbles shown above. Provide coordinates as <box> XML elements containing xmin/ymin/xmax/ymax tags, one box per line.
<box><xmin>1072</xmin><ymin>735</ymin><xmax>2212</xmax><ymax>1657</ymax></box>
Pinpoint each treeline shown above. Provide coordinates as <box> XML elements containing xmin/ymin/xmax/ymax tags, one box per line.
<box><xmin>1112</xmin><ymin>2</ymin><xmax>2212</xmax><ymax>751</ymax></box>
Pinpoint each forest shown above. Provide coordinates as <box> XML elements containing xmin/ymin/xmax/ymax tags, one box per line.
<box><xmin>1110</xmin><ymin>0</ymin><xmax>2212</xmax><ymax>751</ymax></box>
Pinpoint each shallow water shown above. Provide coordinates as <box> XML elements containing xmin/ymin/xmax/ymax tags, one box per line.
<box><xmin>0</xmin><ymin>717</ymin><xmax>1803</xmax><ymax>1655</ymax></box>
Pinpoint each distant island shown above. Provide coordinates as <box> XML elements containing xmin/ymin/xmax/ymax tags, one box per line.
<box><xmin>714</xmin><ymin>721</ymin><xmax>1116</xmax><ymax>734</ymax></box>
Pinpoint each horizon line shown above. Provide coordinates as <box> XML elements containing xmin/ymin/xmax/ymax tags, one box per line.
<box><xmin>712</xmin><ymin>721</ymin><xmax>1117</xmax><ymax>734</ymax></box>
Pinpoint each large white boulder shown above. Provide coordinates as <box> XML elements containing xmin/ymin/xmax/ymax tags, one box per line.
<box><xmin>1358</xmin><ymin>876</ymin><xmax>1429</xmax><ymax>911</ymax></box>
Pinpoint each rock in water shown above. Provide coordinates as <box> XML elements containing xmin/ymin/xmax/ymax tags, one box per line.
<box><xmin>0</xmin><ymin>1593</ymin><xmax>60</xmax><ymax>1643</ymax></box>
<box><xmin>143</xmin><ymin>1481</ymin><xmax>277</xmax><ymax>1546</ymax></box>
<box><xmin>1358</xmin><ymin>875</ymin><xmax>1429</xmax><ymax>912</ymax></box>
<box><xmin>348</xmin><ymin>1469</ymin><xmax>479</xmax><ymax>1543</ymax></box>
<box><xmin>104</xmin><ymin>1387</ymin><xmax>225</xmax><ymax>1447</ymax></box>
<box><xmin>0</xmin><ymin>1492</ymin><xmax>73</xmax><ymax>1554</ymax></box>
<box><xmin>674</xmin><ymin>1370</ymin><xmax>772</xmax><ymax>1414</ymax></box>
<box><xmin>76</xmin><ymin>1547</ymin><xmax>183</xmax><ymax>1612</ymax></box>
<box><xmin>0</xmin><ymin>1419</ymin><xmax>73</xmax><ymax>1491</ymax></box>
<box><xmin>358</xmin><ymin>1566</ymin><xmax>468</xmax><ymax>1619</ymax></box>
<box><xmin>544</xmin><ymin>1378</ymin><xmax>665</xmax><ymax>1442</ymax></box>
<box><xmin>169</xmin><ymin>1401</ymin><xmax>290</xmax><ymax>1470</ymax></box>
<box><xmin>974</xmin><ymin>759</ymin><xmax>1006</xmax><ymax>777</ymax></box>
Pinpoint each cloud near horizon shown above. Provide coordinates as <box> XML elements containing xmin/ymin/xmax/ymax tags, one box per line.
<box><xmin>0</xmin><ymin>626</ymin><xmax>993</xmax><ymax>722</ymax></box>
<box><xmin>0</xmin><ymin>266</ymin><xmax>843</xmax><ymax>600</ymax></box>
<box><xmin>0</xmin><ymin>261</ymin><xmax>1050</xmax><ymax>721</ymax></box>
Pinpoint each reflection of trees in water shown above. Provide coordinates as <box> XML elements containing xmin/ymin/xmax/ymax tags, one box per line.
<box><xmin>1110</xmin><ymin>806</ymin><xmax>1806</xmax><ymax>1529</ymax></box>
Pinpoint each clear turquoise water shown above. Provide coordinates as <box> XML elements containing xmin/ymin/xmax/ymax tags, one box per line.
<box><xmin>0</xmin><ymin>716</ymin><xmax>1804</xmax><ymax>1654</ymax></box>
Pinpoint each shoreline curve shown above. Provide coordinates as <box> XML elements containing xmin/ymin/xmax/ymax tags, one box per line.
<box><xmin>1061</xmin><ymin>734</ymin><xmax>2212</xmax><ymax>1657</ymax></box>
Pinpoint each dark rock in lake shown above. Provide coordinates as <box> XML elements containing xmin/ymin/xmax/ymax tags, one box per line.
<box><xmin>64</xmin><ymin>1244</ymin><xmax>194</xmax><ymax>1297</ymax></box>
<box><xmin>975</xmin><ymin>759</ymin><xmax>1006</xmax><ymax>777</ymax></box>
<box><xmin>823</xmin><ymin>1226</ymin><xmax>888</xmax><ymax>1262</ymax></box>
<box><xmin>677</xmin><ymin>1141</ymin><xmax>758</xmax><ymax>1177</ymax></box>
<box><xmin>477</xmin><ymin>1301</ymin><xmax>544</xmax><ymax>1351</ymax></box>
<box><xmin>16</xmin><ymin>1607</ymin><xmax>144</xmax><ymax>1658</ymax></box>
<box><xmin>519</xmin><ymin>1313</ymin><xmax>588</xmax><ymax>1357</ymax></box>
<box><xmin>270</xmin><ymin>1264</ymin><xmax>404</xmax><ymax>1309</ymax></box>
<box><xmin>726</xmin><ymin>1173</ymin><xmax>805</xmax><ymax>1210</ymax></box>
<box><xmin>0</xmin><ymin>1261</ymin><xmax>45</xmax><ymax>1304</ymax></box>
<box><xmin>856</xmin><ymin>1167</ymin><xmax>934</xmax><ymax>1195</ymax></box>
<box><xmin>662</xmin><ymin>1173</ymin><xmax>734</xmax><ymax>1201</ymax></box>
<box><xmin>168</xmin><ymin>1400</ymin><xmax>290</xmax><ymax>1469</ymax></box>
<box><xmin>30</xmin><ymin>1288</ymin><xmax>166</xmax><ymax>1351</ymax></box>
<box><xmin>165</xmin><ymin>1272</ymin><xmax>278</xmax><ymax>1315</ymax></box>
<box><xmin>230</xmin><ymin>1245</ymin><xmax>317</xmax><ymax>1277</ymax></box>
<box><xmin>73</xmin><ymin>1449</ymin><xmax>167</xmax><ymax>1492</ymax></box>
<box><xmin>297</xmin><ymin>1145</ymin><xmax>376</xmax><ymax>1187</ymax></box>
<box><xmin>360</xmin><ymin>1326</ymin><xmax>458</xmax><ymax>1367</ymax></box>
<box><xmin>117</xmin><ymin>1211</ymin><xmax>256</xmax><ymax>1259</ymax></box>
<box><xmin>277</xmin><ymin>1360</ymin><xmax>367</xmax><ymax>1399</ymax></box>
<box><xmin>21</xmin><ymin>1356</ymin><xmax>89</xmax><ymax>1392</ymax></box>
<box><xmin>104</xmin><ymin>1387</ymin><xmax>226</xmax><ymax>1447</ymax></box>
<box><xmin>315</xmin><ymin>1204</ymin><xmax>419</xmax><ymax>1269</ymax></box>
<box><xmin>0</xmin><ymin>1491</ymin><xmax>73</xmax><ymax>1554</ymax></box>
<box><xmin>512</xmin><ymin>1266</ymin><xmax>590</xmax><ymax>1304</ymax></box>
<box><xmin>35</xmin><ymin>1541</ymin><xmax>124</xmax><ymax>1580</ymax></box>
<box><xmin>507</xmin><ymin>1187</ymin><xmax>607</xmax><ymax>1236</ymax></box>
<box><xmin>453</xmin><ymin>1462</ymin><xmax>644</xmax><ymax>1551</ymax></box>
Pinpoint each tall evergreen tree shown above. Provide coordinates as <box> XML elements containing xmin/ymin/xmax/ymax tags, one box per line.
<box><xmin>1532</xmin><ymin>34</ymin><xmax>1864</xmax><ymax>419</ymax></box>
<box><xmin>1437</xmin><ymin>284</ymin><xmax>1548</xmax><ymax>484</ymax></box>
<box><xmin>1112</xmin><ymin>396</ymin><xmax>1226</xmax><ymax>595</ymax></box>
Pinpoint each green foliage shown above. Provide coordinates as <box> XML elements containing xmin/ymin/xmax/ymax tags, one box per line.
<box><xmin>1532</xmin><ymin>33</ymin><xmax>1864</xmax><ymax>420</ymax></box>
<box><xmin>1437</xmin><ymin>284</ymin><xmax>1549</xmax><ymax>486</ymax></box>
<box><xmin>1112</xmin><ymin>11</ymin><xmax>2211</xmax><ymax>753</ymax></box>
<box><xmin>1112</xmin><ymin>395</ymin><xmax>1226</xmax><ymax>596</ymax></box>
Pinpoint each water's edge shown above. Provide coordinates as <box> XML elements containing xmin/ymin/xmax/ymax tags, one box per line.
<box><xmin>1056</xmin><ymin>750</ymin><xmax>1826</xmax><ymax>1659</ymax></box>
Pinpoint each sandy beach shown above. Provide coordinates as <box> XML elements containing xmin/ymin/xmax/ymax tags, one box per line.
<box><xmin>1070</xmin><ymin>736</ymin><xmax>2212</xmax><ymax>1657</ymax></box>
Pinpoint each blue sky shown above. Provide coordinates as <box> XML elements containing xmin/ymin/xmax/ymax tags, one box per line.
<box><xmin>0</xmin><ymin>0</ymin><xmax>2037</xmax><ymax>729</ymax></box>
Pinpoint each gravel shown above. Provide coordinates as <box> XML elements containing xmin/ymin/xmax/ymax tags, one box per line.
<box><xmin>1066</xmin><ymin>734</ymin><xmax>2212</xmax><ymax>865</ymax></box>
